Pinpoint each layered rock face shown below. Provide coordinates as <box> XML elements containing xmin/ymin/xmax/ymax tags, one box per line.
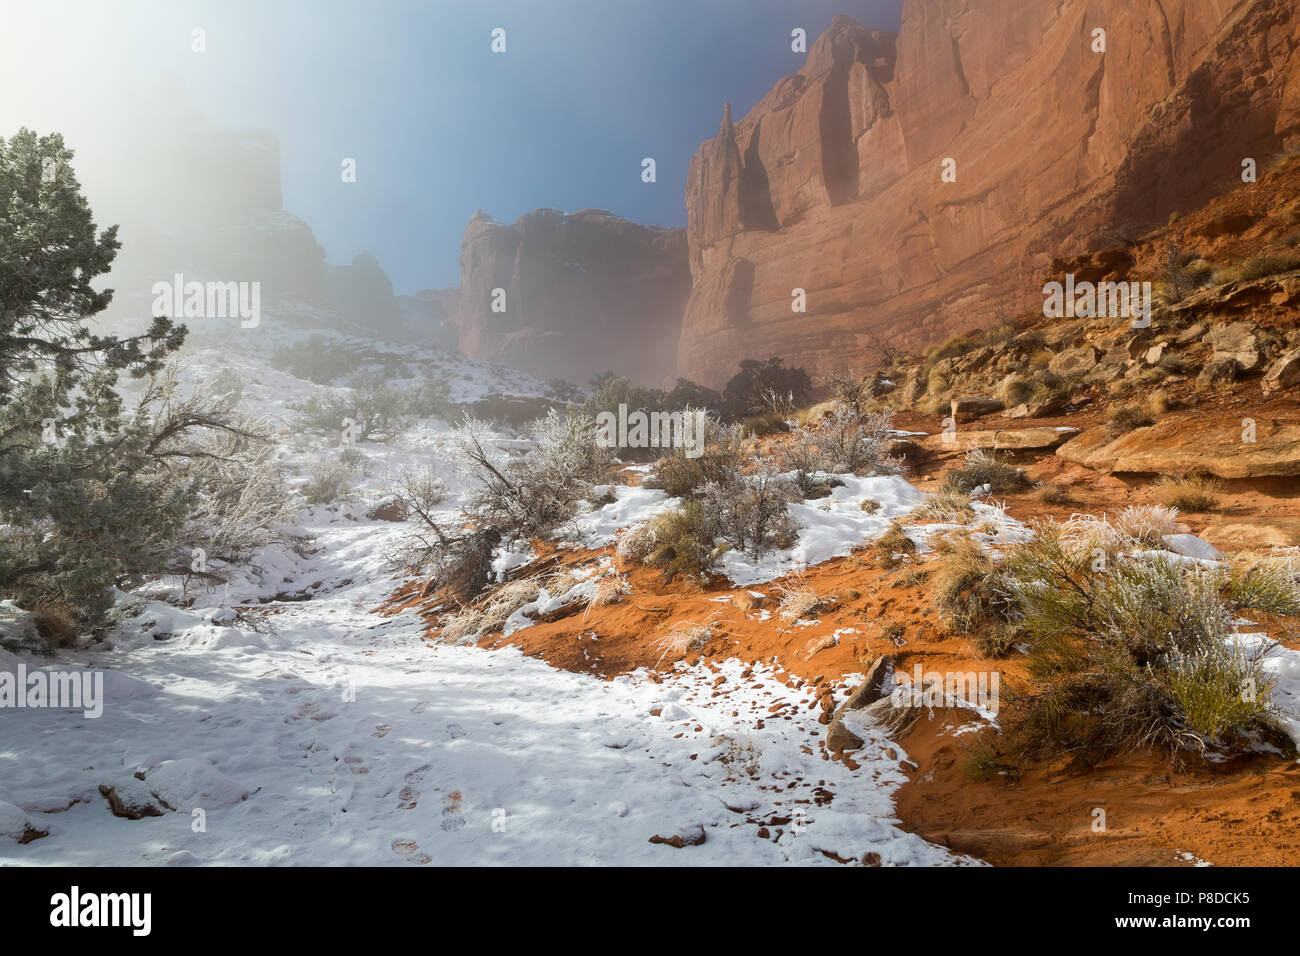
<box><xmin>679</xmin><ymin>0</ymin><xmax>1300</xmax><ymax>386</ymax></box>
<box><xmin>451</xmin><ymin>208</ymin><xmax>691</xmax><ymax>385</ymax></box>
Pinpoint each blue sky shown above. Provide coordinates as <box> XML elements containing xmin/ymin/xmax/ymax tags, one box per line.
<box><xmin>1</xmin><ymin>0</ymin><xmax>902</xmax><ymax>293</ymax></box>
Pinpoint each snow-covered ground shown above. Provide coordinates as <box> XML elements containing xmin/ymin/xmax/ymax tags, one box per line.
<box><xmin>0</xmin><ymin>345</ymin><xmax>972</xmax><ymax>866</ymax></box>
<box><xmin>5</xmin><ymin>341</ymin><xmax>1297</xmax><ymax>865</ymax></box>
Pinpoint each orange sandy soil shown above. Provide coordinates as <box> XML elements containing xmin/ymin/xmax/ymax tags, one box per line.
<box><xmin>381</xmin><ymin>426</ymin><xmax>1300</xmax><ymax>866</ymax></box>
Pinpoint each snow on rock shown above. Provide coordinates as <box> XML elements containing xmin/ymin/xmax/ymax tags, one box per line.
<box><xmin>144</xmin><ymin>759</ymin><xmax>249</xmax><ymax>810</ymax></box>
<box><xmin>1161</xmin><ymin>533</ymin><xmax>1223</xmax><ymax>562</ymax></box>
<box><xmin>0</xmin><ymin>800</ymin><xmax>32</xmax><ymax>841</ymax></box>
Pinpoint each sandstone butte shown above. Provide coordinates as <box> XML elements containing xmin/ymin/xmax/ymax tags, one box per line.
<box><xmin>446</xmin><ymin>0</ymin><xmax>1300</xmax><ymax>390</ymax></box>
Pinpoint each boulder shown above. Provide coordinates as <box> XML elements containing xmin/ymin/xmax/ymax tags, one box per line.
<box><xmin>826</xmin><ymin>655</ymin><xmax>894</xmax><ymax>751</ymax></box>
<box><xmin>1048</xmin><ymin>345</ymin><xmax>1098</xmax><ymax>379</ymax></box>
<box><xmin>1262</xmin><ymin>346</ymin><xmax>1300</xmax><ymax>393</ymax></box>
<box><xmin>1203</xmin><ymin>322</ymin><xmax>1261</xmax><ymax>371</ymax></box>
<box><xmin>1196</xmin><ymin>354</ymin><xmax>1242</xmax><ymax>387</ymax></box>
<box><xmin>950</xmin><ymin>395</ymin><xmax>1004</xmax><ymax>422</ymax></box>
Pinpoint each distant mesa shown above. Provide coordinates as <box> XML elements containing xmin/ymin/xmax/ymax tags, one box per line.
<box><xmin>449</xmin><ymin>207</ymin><xmax>691</xmax><ymax>386</ymax></box>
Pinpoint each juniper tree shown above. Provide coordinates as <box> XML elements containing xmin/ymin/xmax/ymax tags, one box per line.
<box><xmin>0</xmin><ymin>129</ymin><xmax>205</xmax><ymax>629</ymax></box>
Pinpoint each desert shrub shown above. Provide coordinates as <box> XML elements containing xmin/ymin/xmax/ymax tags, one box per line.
<box><xmin>700</xmin><ymin>462</ymin><xmax>799</xmax><ymax>558</ymax></box>
<box><xmin>1154</xmin><ymin>474</ymin><xmax>1223</xmax><ymax>512</ymax></box>
<box><xmin>929</xmin><ymin>534</ymin><xmax>1012</xmax><ymax>634</ymax></box>
<box><xmin>926</xmin><ymin>367</ymin><xmax>950</xmax><ymax>395</ymax></box>
<box><xmin>302</xmin><ymin>457</ymin><xmax>357</xmax><ymax>504</ymax></box>
<box><xmin>393</xmin><ymin>465</ymin><xmax>448</xmax><ymax>521</ymax></box>
<box><xmin>643</xmin><ymin>500</ymin><xmax>717</xmax><ymax>582</ymax></box>
<box><xmin>1106</xmin><ymin>404</ymin><xmax>1153</xmax><ymax>438</ymax></box>
<box><xmin>1237</xmin><ymin>253</ymin><xmax>1300</xmax><ymax>282</ymax></box>
<box><xmin>1000</xmin><ymin>522</ymin><xmax>1297</xmax><ymax>759</ymax></box>
<box><xmin>941</xmin><ymin>449</ymin><xmax>1026</xmax><ymax>494</ymax></box>
<box><xmin>296</xmin><ymin>371</ymin><xmax>412</xmax><ymax>442</ymax></box>
<box><xmin>722</xmin><ymin>358</ymin><xmax>812</xmax><ymax>419</ymax></box>
<box><xmin>646</xmin><ymin>417</ymin><xmax>750</xmax><ymax>498</ymax></box>
<box><xmin>271</xmin><ymin>334</ymin><xmax>360</xmax><ymax>385</ymax></box>
<box><xmin>453</xmin><ymin>410</ymin><xmax>611</xmax><ymax>539</ymax></box>
<box><xmin>783</xmin><ymin>405</ymin><xmax>899</xmax><ymax>496</ymax></box>
<box><xmin>663</xmin><ymin>377</ymin><xmax>723</xmax><ymax>413</ymax></box>
<box><xmin>1225</xmin><ymin>556</ymin><xmax>1300</xmax><ymax>617</ymax></box>
<box><xmin>406</xmin><ymin>375</ymin><xmax>456</xmax><ymax>419</ymax></box>
<box><xmin>828</xmin><ymin>370</ymin><xmax>873</xmax><ymax>417</ymax></box>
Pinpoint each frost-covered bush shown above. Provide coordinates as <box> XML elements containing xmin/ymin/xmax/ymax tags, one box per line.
<box><xmin>784</xmin><ymin>405</ymin><xmax>899</xmax><ymax>496</ymax></box>
<box><xmin>400</xmin><ymin>411</ymin><xmax>612</xmax><ymax>602</ymax></box>
<box><xmin>296</xmin><ymin>371</ymin><xmax>412</xmax><ymax>442</ymax></box>
<box><xmin>302</xmin><ymin>457</ymin><xmax>356</xmax><ymax>505</ymax></box>
<box><xmin>452</xmin><ymin>410</ymin><xmax>611</xmax><ymax>538</ymax></box>
<box><xmin>646</xmin><ymin>416</ymin><xmax>750</xmax><ymax>499</ymax></box>
<box><xmin>699</xmin><ymin>461</ymin><xmax>799</xmax><ymax>559</ymax></box>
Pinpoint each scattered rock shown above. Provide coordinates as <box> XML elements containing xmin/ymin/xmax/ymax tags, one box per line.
<box><xmin>827</xmin><ymin>655</ymin><xmax>894</xmax><ymax>752</ymax></box>
<box><xmin>649</xmin><ymin>824</ymin><xmax>707</xmax><ymax>848</ymax></box>
<box><xmin>1204</xmin><ymin>322</ymin><xmax>1261</xmax><ymax>372</ymax></box>
<box><xmin>1161</xmin><ymin>534</ymin><xmax>1222</xmax><ymax>561</ymax></box>
<box><xmin>1196</xmin><ymin>354</ymin><xmax>1242</xmax><ymax>387</ymax></box>
<box><xmin>143</xmin><ymin>758</ymin><xmax>248</xmax><ymax>810</ymax></box>
<box><xmin>0</xmin><ymin>799</ymin><xmax>46</xmax><ymax>844</ymax></box>
<box><xmin>366</xmin><ymin>498</ymin><xmax>409</xmax><ymax>522</ymax></box>
<box><xmin>798</xmin><ymin>634</ymin><xmax>838</xmax><ymax>661</ymax></box>
<box><xmin>949</xmin><ymin>396</ymin><xmax>1004</xmax><ymax>422</ymax></box>
<box><xmin>99</xmin><ymin>779</ymin><xmax>169</xmax><ymax>819</ymax></box>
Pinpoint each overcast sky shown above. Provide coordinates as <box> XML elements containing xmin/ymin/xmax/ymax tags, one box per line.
<box><xmin>0</xmin><ymin>0</ymin><xmax>902</xmax><ymax>293</ymax></box>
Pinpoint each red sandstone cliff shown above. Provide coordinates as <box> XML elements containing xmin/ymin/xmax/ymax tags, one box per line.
<box><xmin>680</xmin><ymin>0</ymin><xmax>1300</xmax><ymax>386</ymax></box>
<box><xmin>451</xmin><ymin>208</ymin><xmax>691</xmax><ymax>385</ymax></box>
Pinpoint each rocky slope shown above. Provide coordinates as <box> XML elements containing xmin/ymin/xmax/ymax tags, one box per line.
<box><xmin>678</xmin><ymin>0</ymin><xmax>1300</xmax><ymax>386</ymax></box>
<box><xmin>450</xmin><ymin>208</ymin><xmax>692</xmax><ymax>385</ymax></box>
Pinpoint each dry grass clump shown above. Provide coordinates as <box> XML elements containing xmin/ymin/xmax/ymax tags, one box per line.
<box><xmin>1154</xmin><ymin>474</ymin><xmax>1223</xmax><ymax>513</ymax></box>
<box><xmin>615</xmin><ymin>522</ymin><xmax>656</xmax><ymax>565</ymax></box>
<box><xmin>653</xmin><ymin>620</ymin><xmax>717</xmax><ymax>661</ymax></box>
<box><xmin>941</xmin><ymin>449</ymin><xmax>1027</xmax><ymax>494</ymax></box>
<box><xmin>928</xmin><ymin>534</ymin><xmax>1012</xmax><ymax>635</ymax></box>
<box><xmin>1035</xmin><ymin>482</ymin><xmax>1072</xmax><ymax>506</ymax></box>
<box><xmin>775</xmin><ymin>575</ymin><xmax>834</xmax><ymax>623</ymax></box>
<box><xmin>1106</xmin><ymin>404</ymin><xmax>1154</xmax><ymax>438</ymax></box>
<box><xmin>997</xmin><ymin>374</ymin><xmax>1031</xmax><ymax>407</ymax></box>
<box><xmin>875</xmin><ymin>520</ymin><xmax>917</xmax><ymax>556</ymax></box>
<box><xmin>912</xmin><ymin>487</ymin><xmax>975</xmax><ymax>524</ymax></box>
